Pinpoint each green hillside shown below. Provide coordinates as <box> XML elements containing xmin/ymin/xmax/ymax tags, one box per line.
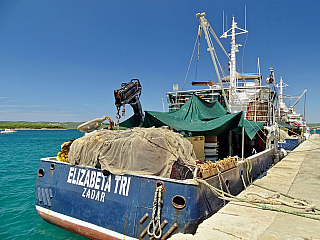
<box><xmin>1</xmin><ymin>120</ymin><xmax>318</xmax><ymax>130</ymax></box>
<box><xmin>0</xmin><ymin>121</ymin><xmax>110</xmax><ymax>130</ymax></box>
<box><xmin>0</xmin><ymin>121</ymin><xmax>67</xmax><ymax>129</ymax></box>
<box><xmin>307</xmin><ymin>123</ymin><xmax>320</xmax><ymax>128</ymax></box>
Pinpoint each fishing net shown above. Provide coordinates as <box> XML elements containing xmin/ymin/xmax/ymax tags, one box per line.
<box><xmin>68</xmin><ymin>127</ymin><xmax>197</xmax><ymax>179</ymax></box>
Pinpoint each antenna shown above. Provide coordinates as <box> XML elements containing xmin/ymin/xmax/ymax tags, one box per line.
<box><xmin>223</xmin><ymin>10</ymin><xmax>224</xmax><ymax>34</ymax></box>
<box><xmin>225</xmin><ymin>15</ymin><xmax>228</xmax><ymax>32</ymax></box>
<box><xmin>245</xmin><ymin>5</ymin><xmax>247</xmax><ymax>31</ymax></box>
<box><xmin>257</xmin><ymin>58</ymin><xmax>261</xmax><ymax>85</ymax></box>
<box><xmin>162</xmin><ymin>98</ymin><xmax>165</xmax><ymax>112</ymax></box>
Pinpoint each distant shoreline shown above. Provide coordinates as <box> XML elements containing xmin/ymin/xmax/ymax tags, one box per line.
<box><xmin>14</xmin><ymin>128</ymin><xmax>71</xmax><ymax>130</ymax></box>
<box><xmin>0</xmin><ymin>121</ymin><xmax>86</xmax><ymax>130</ymax></box>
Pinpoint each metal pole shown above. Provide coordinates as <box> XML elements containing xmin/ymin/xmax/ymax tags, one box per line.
<box><xmin>197</xmin><ymin>13</ymin><xmax>230</xmax><ymax>112</ymax></box>
<box><xmin>162</xmin><ymin>98</ymin><xmax>165</xmax><ymax>112</ymax></box>
<box><xmin>229</xmin><ymin>131</ymin><xmax>233</xmax><ymax>156</ymax></box>
<box><xmin>242</xmin><ymin>126</ymin><xmax>245</xmax><ymax>159</ymax></box>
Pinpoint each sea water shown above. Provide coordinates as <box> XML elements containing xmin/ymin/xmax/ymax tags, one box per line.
<box><xmin>0</xmin><ymin>130</ymin><xmax>87</xmax><ymax>240</ymax></box>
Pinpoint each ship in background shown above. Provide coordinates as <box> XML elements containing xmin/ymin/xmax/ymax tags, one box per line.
<box><xmin>1</xmin><ymin>129</ymin><xmax>17</xmax><ymax>133</ymax></box>
<box><xmin>277</xmin><ymin>77</ymin><xmax>307</xmax><ymax>128</ymax></box>
<box><xmin>166</xmin><ymin>12</ymin><xmax>307</xmax><ymax>155</ymax></box>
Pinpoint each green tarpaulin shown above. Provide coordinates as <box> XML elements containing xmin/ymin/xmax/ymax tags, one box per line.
<box><xmin>233</xmin><ymin>116</ymin><xmax>265</xmax><ymax>140</ymax></box>
<box><xmin>162</xmin><ymin>94</ymin><xmax>228</xmax><ymax>121</ymax></box>
<box><xmin>143</xmin><ymin>110</ymin><xmax>242</xmax><ymax>136</ymax></box>
<box><xmin>118</xmin><ymin>115</ymin><xmax>142</xmax><ymax>128</ymax></box>
<box><xmin>120</xmin><ymin>95</ymin><xmax>264</xmax><ymax>139</ymax></box>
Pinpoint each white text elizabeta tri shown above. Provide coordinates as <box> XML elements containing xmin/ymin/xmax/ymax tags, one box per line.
<box><xmin>66</xmin><ymin>167</ymin><xmax>131</xmax><ymax>202</ymax></box>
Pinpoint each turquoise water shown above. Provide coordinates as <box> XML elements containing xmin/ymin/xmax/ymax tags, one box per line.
<box><xmin>0</xmin><ymin>130</ymin><xmax>88</xmax><ymax>240</ymax></box>
<box><xmin>310</xmin><ymin>129</ymin><xmax>320</xmax><ymax>134</ymax></box>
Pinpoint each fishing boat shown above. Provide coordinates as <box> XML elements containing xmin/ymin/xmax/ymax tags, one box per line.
<box><xmin>35</xmin><ymin>125</ymin><xmax>274</xmax><ymax>239</ymax></box>
<box><xmin>275</xmin><ymin>77</ymin><xmax>307</xmax><ymax>151</ymax></box>
<box><xmin>1</xmin><ymin>129</ymin><xmax>17</xmax><ymax>134</ymax></box>
<box><xmin>35</xmin><ymin>12</ymin><xmax>301</xmax><ymax>239</ymax></box>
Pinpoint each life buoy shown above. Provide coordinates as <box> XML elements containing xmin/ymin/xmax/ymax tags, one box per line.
<box><xmin>293</xmin><ymin>121</ymin><xmax>300</xmax><ymax>126</ymax></box>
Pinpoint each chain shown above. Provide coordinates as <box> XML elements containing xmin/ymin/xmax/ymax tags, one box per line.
<box><xmin>116</xmin><ymin>106</ymin><xmax>121</xmax><ymax>123</ymax></box>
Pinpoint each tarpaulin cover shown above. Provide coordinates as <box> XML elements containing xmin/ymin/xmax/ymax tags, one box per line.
<box><xmin>119</xmin><ymin>95</ymin><xmax>264</xmax><ymax>138</ymax></box>
<box><xmin>120</xmin><ymin>94</ymin><xmax>227</xmax><ymax>128</ymax></box>
<box><xmin>68</xmin><ymin>128</ymin><xmax>197</xmax><ymax>178</ymax></box>
<box><xmin>233</xmin><ymin>117</ymin><xmax>265</xmax><ymax>140</ymax></box>
<box><xmin>143</xmin><ymin>110</ymin><xmax>242</xmax><ymax>136</ymax></box>
<box><xmin>119</xmin><ymin>114</ymin><xmax>141</xmax><ymax>128</ymax></box>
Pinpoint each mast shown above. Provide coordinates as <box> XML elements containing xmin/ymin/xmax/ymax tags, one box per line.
<box><xmin>230</xmin><ymin>16</ymin><xmax>237</xmax><ymax>91</ymax></box>
<box><xmin>276</xmin><ymin>77</ymin><xmax>289</xmax><ymax>120</ymax></box>
<box><xmin>196</xmin><ymin>12</ymin><xmax>230</xmax><ymax>112</ymax></box>
<box><xmin>220</xmin><ymin>15</ymin><xmax>248</xmax><ymax>113</ymax></box>
<box><xmin>279</xmin><ymin>77</ymin><xmax>284</xmax><ymax>119</ymax></box>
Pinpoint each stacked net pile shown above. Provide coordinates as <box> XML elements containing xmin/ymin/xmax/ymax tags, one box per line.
<box><xmin>68</xmin><ymin>127</ymin><xmax>197</xmax><ymax>179</ymax></box>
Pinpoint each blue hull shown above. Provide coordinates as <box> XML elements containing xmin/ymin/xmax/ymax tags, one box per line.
<box><xmin>278</xmin><ymin>138</ymin><xmax>301</xmax><ymax>151</ymax></box>
<box><xmin>35</xmin><ymin>150</ymin><xmax>274</xmax><ymax>239</ymax></box>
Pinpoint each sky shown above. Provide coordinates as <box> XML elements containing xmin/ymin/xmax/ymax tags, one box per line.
<box><xmin>0</xmin><ymin>0</ymin><xmax>319</xmax><ymax>123</ymax></box>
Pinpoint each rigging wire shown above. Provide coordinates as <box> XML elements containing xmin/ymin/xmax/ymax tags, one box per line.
<box><xmin>182</xmin><ymin>35</ymin><xmax>199</xmax><ymax>91</ymax></box>
<box><xmin>194</xmin><ymin>61</ymin><xmax>198</xmax><ymax>81</ymax></box>
<box><xmin>211</xmin><ymin>63</ymin><xmax>229</xmax><ymax>82</ymax></box>
<box><xmin>194</xmin><ymin>29</ymin><xmax>202</xmax><ymax>81</ymax></box>
<box><xmin>241</xmin><ymin>32</ymin><xmax>249</xmax><ymax>74</ymax></box>
<box><xmin>208</xmin><ymin>27</ymin><xmax>230</xmax><ymax>60</ymax></box>
<box><xmin>206</xmin><ymin>28</ymin><xmax>226</xmax><ymax>78</ymax></box>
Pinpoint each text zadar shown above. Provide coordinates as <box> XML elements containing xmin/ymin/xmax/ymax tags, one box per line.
<box><xmin>66</xmin><ymin>167</ymin><xmax>131</xmax><ymax>202</ymax></box>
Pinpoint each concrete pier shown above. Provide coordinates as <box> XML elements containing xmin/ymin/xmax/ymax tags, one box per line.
<box><xmin>171</xmin><ymin>135</ymin><xmax>320</xmax><ymax>239</ymax></box>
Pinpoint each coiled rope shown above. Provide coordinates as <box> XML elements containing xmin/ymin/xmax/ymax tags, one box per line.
<box><xmin>215</xmin><ymin>165</ymin><xmax>231</xmax><ymax>206</ymax></box>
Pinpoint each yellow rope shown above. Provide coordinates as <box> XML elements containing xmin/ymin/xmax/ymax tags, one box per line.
<box><xmin>244</xmin><ymin>158</ymin><xmax>252</xmax><ymax>185</ymax></box>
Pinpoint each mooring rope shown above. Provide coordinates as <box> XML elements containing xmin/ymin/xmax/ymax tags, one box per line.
<box><xmin>194</xmin><ymin>178</ymin><xmax>320</xmax><ymax>221</ymax></box>
<box><xmin>147</xmin><ymin>184</ymin><xmax>163</xmax><ymax>238</ymax></box>
<box><xmin>252</xmin><ymin>183</ymin><xmax>320</xmax><ymax>212</ymax></box>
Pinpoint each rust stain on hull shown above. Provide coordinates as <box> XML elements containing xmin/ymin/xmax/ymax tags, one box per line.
<box><xmin>37</xmin><ymin>210</ymin><xmax>120</xmax><ymax>240</ymax></box>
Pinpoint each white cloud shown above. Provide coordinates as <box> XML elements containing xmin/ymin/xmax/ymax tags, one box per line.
<box><xmin>0</xmin><ymin>104</ymin><xmax>46</xmax><ymax>108</ymax></box>
<box><xmin>0</xmin><ymin>105</ymin><xmax>19</xmax><ymax>108</ymax></box>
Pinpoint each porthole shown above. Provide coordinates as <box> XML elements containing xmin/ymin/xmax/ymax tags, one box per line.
<box><xmin>50</xmin><ymin>164</ymin><xmax>55</xmax><ymax>170</ymax></box>
<box><xmin>172</xmin><ymin>195</ymin><xmax>186</xmax><ymax>210</ymax></box>
<box><xmin>38</xmin><ymin>169</ymin><xmax>45</xmax><ymax>177</ymax></box>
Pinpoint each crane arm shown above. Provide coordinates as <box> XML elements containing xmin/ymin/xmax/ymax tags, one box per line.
<box><xmin>290</xmin><ymin>89</ymin><xmax>307</xmax><ymax>110</ymax></box>
<box><xmin>114</xmin><ymin>79</ymin><xmax>144</xmax><ymax>124</ymax></box>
